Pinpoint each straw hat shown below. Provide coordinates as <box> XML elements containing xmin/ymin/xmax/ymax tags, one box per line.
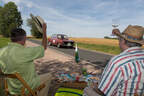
<box><xmin>30</xmin><ymin>14</ymin><xmax>45</xmax><ymax>33</ymax></box>
<box><xmin>113</xmin><ymin>25</ymin><xmax>144</xmax><ymax>45</ymax></box>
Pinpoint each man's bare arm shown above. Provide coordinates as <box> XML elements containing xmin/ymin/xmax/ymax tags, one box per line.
<box><xmin>84</xmin><ymin>82</ymin><xmax>105</xmax><ymax>96</ymax></box>
<box><xmin>42</xmin><ymin>23</ymin><xmax>47</xmax><ymax>50</ymax></box>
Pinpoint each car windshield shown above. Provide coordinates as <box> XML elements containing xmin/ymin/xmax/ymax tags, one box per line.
<box><xmin>58</xmin><ymin>35</ymin><xmax>68</xmax><ymax>39</ymax></box>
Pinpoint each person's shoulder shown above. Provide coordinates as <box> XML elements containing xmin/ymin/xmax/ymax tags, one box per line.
<box><xmin>109</xmin><ymin>53</ymin><xmax>128</xmax><ymax>66</ymax></box>
<box><xmin>0</xmin><ymin>46</ymin><xmax>9</xmax><ymax>56</ymax></box>
<box><xmin>0</xmin><ymin>46</ymin><xmax>9</xmax><ymax>52</ymax></box>
<box><xmin>110</xmin><ymin>54</ymin><xmax>122</xmax><ymax>63</ymax></box>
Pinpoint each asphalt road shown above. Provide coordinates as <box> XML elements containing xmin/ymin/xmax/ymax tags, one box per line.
<box><xmin>28</xmin><ymin>39</ymin><xmax>113</xmax><ymax>68</ymax></box>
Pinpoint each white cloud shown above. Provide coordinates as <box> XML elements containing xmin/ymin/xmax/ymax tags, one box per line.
<box><xmin>22</xmin><ymin>0</ymin><xmax>38</xmax><ymax>8</ymax></box>
<box><xmin>3</xmin><ymin>0</ymin><xmax>144</xmax><ymax>37</ymax></box>
<box><xmin>31</xmin><ymin>6</ymin><xmax>111</xmax><ymax>37</ymax></box>
<box><xmin>137</xmin><ymin>0</ymin><xmax>144</xmax><ymax>2</ymax></box>
<box><xmin>20</xmin><ymin>1</ymin><xmax>119</xmax><ymax>37</ymax></box>
<box><xmin>24</xmin><ymin>2</ymin><xmax>33</xmax><ymax>8</ymax></box>
<box><xmin>2</xmin><ymin>0</ymin><xmax>36</xmax><ymax>8</ymax></box>
<box><xmin>2</xmin><ymin>0</ymin><xmax>21</xmax><ymax>4</ymax></box>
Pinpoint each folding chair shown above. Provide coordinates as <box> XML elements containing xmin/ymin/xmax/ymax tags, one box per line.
<box><xmin>0</xmin><ymin>72</ymin><xmax>45</xmax><ymax>96</ymax></box>
<box><xmin>134</xmin><ymin>93</ymin><xmax>144</xmax><ymax>96</ymax></box>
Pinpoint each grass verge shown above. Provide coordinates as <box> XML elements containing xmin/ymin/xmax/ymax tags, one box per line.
<box><xmin>77</xmin><ymin>42</ymin><xmax>121</xmax><ymax>55</ymax></box>
<box><xmin>0</xmin><ymin>37</ymin><xmax>10</xmax><ymax>48</ymax></box>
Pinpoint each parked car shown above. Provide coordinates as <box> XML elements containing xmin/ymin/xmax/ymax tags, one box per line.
<box><xmin>48</xmin><ymin>34</ymin><xmax>75</xmax><ymax>48</ymax></box>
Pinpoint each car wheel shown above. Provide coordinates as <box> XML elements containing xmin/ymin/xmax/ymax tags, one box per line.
<box><xmin>57</xmin><ymin>43</ymin><xmax>61</xmax><ymax>48</ymax></box>
<box><xmin>48</xmin><ymin>42</ymin><xmax>52</xmax><ymax>46</ymax></box>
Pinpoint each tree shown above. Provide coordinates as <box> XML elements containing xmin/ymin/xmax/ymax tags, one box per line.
<box><xmin>0</xmin><ymin>2</ymin><xmax>23</xmax><ymax>37</ymax></box>
<box><xmin>27</xmin><ymin>18</ymin><xmax>42</xmax><ymax>38</ymax></box>
<box><xmin>104</xmin><ymin>36</ymin><xmax>111</xmax><ymax>39</ymax></box>
<box><xmin>0</xmin><ymin>6</ymin><xmax>3</xmax><ymax>35</ymax></box>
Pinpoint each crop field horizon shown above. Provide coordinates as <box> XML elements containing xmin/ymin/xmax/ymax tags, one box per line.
<box><xmin>70</xmin><ymin>38</ymin><xmax>120</xmax><ymax>55</ymax></box>
<box><xmin>70</xmin><ymin>38</ymin><xmax>119</xmax><ymax>46</ymax></box>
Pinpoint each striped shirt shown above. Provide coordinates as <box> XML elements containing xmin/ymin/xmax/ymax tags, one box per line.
<box><xmin>98</xmin><ymin>47</ymin><xmax>144</xmax><ymax>96</ymax></box>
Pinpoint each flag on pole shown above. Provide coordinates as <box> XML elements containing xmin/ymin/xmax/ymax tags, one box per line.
<box><xmin>75</xmin><ymin>43</ymin><xmax>80</xmax><ymax>63</ymax></box>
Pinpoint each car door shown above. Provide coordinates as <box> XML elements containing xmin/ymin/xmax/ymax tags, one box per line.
<box><xmin>56</xmin><ymin>35</ymin><xmax>62</xmax><ymax>45</ymax></box>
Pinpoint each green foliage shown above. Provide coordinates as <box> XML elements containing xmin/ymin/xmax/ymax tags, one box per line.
<box><xmin>104</xmin><ymin>36</ymin><xmax>111</xmax><ymax>39</ymax></box>
<box><xmin>0</xmin><ymin>6</ymin><xmax>3</xmax><ymax>35</ymax></box>
<box><xmin>27</xmin><ymin>18</ymin><xmax>42</xmax><ymax>38</ymax></box>
<box><xmin>77</xmin><ymin>42</ymin><xmax>121</xmax><ymax>55</ymax></box>
<box><xmin>104</xmin><ymin>36</ymin><xmax>117</xmax><ymax>40</ymax></box>
<box><xmin>0</xmin><ymin>37</ymin><xmax>10</xmax><ymax>48</ymax></box>
<box><xmin>0</xmin><ymin>2</ymin><xmax>23</xmax><ymax>37</ymax></box>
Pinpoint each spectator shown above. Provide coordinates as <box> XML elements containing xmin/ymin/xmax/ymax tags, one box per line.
<box><xmin>0</xmin><ymin>23</ymin><xmax>51</xmax><ymax>96</ymax></box>
<box><xmin>84</xmin><ymin>25</ymin><xmax>144</xmax><ymax>96</ymax></box>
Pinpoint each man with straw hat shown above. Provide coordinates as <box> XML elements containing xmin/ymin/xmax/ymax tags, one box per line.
<box><xmin>84</xmin><ymin>25</ymin><xmax>144</xmax><ymax>96</ymax></box>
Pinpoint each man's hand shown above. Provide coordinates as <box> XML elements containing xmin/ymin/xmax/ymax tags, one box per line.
<box><xmin>84</xmin><ymin>82</ymin><xmax>105</xmax><ymax>96</ymax></box>
<box><xmin>90</xmin><ymin>82</ymin><xmax>98</xmax><ymax>89</ymax></box>
<box><xmin>112</xmin><ymin>29</ymin><xmax>121</xmax><ymax>36</ymax></box>
<box><xmin>84</xmin><ymin>87</ymin><xmax>100</xmax><ymax>96</ymax></box>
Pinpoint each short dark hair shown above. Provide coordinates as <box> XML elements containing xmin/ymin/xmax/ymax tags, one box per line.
<box><xmin>10</xmin><ymin>28</ymin><xmax>26</xmax><ymax>42</ymax></box>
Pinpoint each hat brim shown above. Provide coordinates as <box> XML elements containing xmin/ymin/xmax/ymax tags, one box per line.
<box><xmin>115</xmin><ymin>32</ymin><xmax>144</xmax><ymax>45</ymax></box>
<box><xmin>36</xmin><ymin>16</ymin><xmax>44</xmax><ymax>27</ymax></box>
<box><xmin>30</xmin><ymin>14</ymin><xmax>43</xmax><ymax>33</ymax></box>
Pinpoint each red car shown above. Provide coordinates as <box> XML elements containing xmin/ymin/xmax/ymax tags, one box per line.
<box><xmin>48</xmin><ymin>34</ymin><xmax>75</xmax><ymax>48</ymax></box>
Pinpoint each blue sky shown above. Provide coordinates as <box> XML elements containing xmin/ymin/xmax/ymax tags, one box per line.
<box><xmin>1</xmin><ymin>0</ymin><xmax>144</xmax><ymax>38</ymax></box>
